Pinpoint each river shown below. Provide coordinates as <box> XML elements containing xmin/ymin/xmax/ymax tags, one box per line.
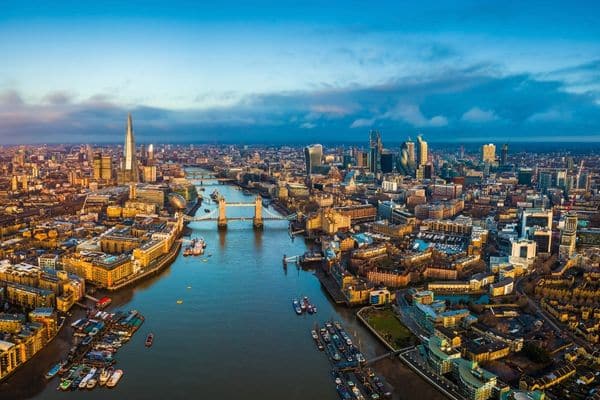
<box><xmin>1</xmin><ymin>169</ymin><xmax>444</xmax><ymax>400</ymax></box>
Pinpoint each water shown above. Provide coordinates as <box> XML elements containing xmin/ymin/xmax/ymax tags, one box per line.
<box><xmin>2</xmin><ymin>169</ymin><xmax>445</xmax><ymax>400</ymax></box>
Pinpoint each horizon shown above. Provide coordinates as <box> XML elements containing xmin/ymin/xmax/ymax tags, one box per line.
<box><xmin>1</xmin><ymin>1</ymin><xmax>600</xmax><ymax>144</ymax></box>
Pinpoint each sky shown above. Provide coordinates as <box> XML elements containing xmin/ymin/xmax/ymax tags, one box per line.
<box><xmin>1</xmin><ymin>1</ymin><xmax>599</xmax><ymax>144</ymax></box>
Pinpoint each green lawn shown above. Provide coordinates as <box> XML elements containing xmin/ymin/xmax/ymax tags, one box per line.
<box><xmin>364</xmin><ymin>308</ymin><xmax>414</xmax><ymax>349</ymax></box>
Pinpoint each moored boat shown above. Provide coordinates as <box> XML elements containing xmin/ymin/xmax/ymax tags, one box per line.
<box><xmin>59</xmin><ymin>379</ymin><xmax>72</xmax><ymax>391</ymax></box>
<box><xmin>86</xmin><ymin>378</ymin><xmax>97</xmax><ymax>389</ymax></box>
<box><xmin>45</xmin><ymin>361</ymin><xmax>65</xmax><ymax>380</ymax></box>
<box><xmin>106</xmin><ymin>369</ymin><xmax>123</xmax><ymax>388</ymax></box>
<box><xmin>99</xmin><ymin>367</ymin><xmax>113</xmax><ymax>386</ymax></box>
<box><xmin>292</xmin><ymin>299</ymin><xmax>302</xmax><ymax>315</ymax></box>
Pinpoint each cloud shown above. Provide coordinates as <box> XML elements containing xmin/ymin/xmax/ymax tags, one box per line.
<box><xmin>300</xmin><ymin>122</ymin><xmax>316</xmax><ymax>129</ymax></box>
<box><xmin>350</xmin><ymin>118</ymin><xmax>376</xmax><ymax>128</ymax></box>
<box><xmin>461</xmin><ymin>107</ymin><xmax>499</xmax><ymax>122</ymax></box>
<box><xmin>384</xmin><ymin>104</ymin><xmax>448</xmax><ymax>127</ymax></box>
<box><xmin>1</xmin><ymin>64</ymin><xmax>600</xmax><ymax>144</ymax></box>
<box><xmin>526</xmin><ymin>108</ymin><xmax>572</xmax><ymax>123</ymax></box>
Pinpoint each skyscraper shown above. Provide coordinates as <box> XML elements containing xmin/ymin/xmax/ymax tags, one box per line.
<box><xmin>417</xmin><ymin>135</ymin><xmax>428</xmax><ymax>166</ymax></box>
<box><xmin>117</xmin><ymin>113</ymin><xmax>139</xmax><ymax>184</ymax></box>
<box><xmin>482</xmin><ymin>143</ymin><xmax>496</xmax><ymax>164</ymax></box>
<box><xmin>304</xmin><ymin>144</ymin><xmax>323</xmax><ymax>176</ymax></box>
<box><xmin>147</xmin><ymin>143</ymin><xmax>154</xmax><ymax>165</ymax></box>
<box><xmin>500</xmin><ymin>143</ymin><xmax>508</xmax><ymax>165</ymax></box>
<box><xmin>368</xmin><ymin>130</ymin><xmax>382</xmax><ymax>174</ymax></box>
<box><xmin>559</xmin><ymin>212</ymin><xmax>578</xmax><ymax>259</ymax></box>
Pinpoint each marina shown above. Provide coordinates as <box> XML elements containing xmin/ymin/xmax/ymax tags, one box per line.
<box><xmin>313</xmin><ymin>321</ymin><xmax>392</xmax><ymax>399</ymax></box>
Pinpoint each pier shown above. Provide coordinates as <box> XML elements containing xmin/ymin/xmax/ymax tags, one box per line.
<box><xmin>315</xmin><ymin>269</ymin><xmax>348</xmax><ymax>305</ymax></box>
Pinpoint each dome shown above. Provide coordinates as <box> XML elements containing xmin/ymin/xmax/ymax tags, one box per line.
<box><xmin>167</xmin><ymin>193</ymin><xmax>187</xmax><ymax>209</ymax></box>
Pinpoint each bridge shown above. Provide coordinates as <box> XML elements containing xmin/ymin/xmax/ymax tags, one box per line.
<box><xmin>365</xmin><ymin>346</ymin><xmax>414</xmax><ymax>365</ymax></box>
<box><xmin>183</xmin><ymin>195</ymin><xmax>296</xmax><ymax>229</ymax></box>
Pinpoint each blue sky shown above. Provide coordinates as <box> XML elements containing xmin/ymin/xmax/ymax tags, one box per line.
<box><xmin>1</xmin><ymin>1</ymin><xmax>599</xmax><ymax>144</ymax></box>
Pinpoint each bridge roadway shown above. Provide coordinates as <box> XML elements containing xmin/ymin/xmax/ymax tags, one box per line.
<box><xmin>187</xmin><ymin>217</ymin><xmax>286</xmax><ymax>222</ymax></box>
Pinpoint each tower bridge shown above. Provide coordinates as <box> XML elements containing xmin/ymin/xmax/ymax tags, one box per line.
<box><xmin>183</xmin><ymin>196</ymin><xmax>295</xmax><ymax>230</ymax></box>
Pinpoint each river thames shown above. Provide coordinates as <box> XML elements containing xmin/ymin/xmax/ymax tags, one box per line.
<box><xmin>1</xmin><ymin>171</ymin><xmax>444</xmax><ymax>400</ymax></box>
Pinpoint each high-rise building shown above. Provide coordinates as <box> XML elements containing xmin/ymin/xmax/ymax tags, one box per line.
<box><xmin>404</xmin><ymin>139</ymin><xmax>416</xmax><ymax>166</ymax></box>
<box><xmin>101</xmin><ymin>155</ymin><xmax>112</xmax><ymax>181</ymax></box>
<box><xmin>518</xmin><ymin>168</ymin><xmax>533</xmax><ymax>186</ymax></box>
<box><xmin>500</xmin><ymin>143</ymin><xmax>508</xmax><ymax>165</ymax></box>
<box><xmin>482</xmin><ymin>144</ymin><xmax>496</xmax><ymax>164</ymax></box>
<box><xmin>93</xmin><ymin>153</ymin><xmax>113</xmax><ymax>181</ymax></box>
<box><xmin>368</xmin><ymin>130</ymin><xmax>382</xmax><ymax>174</ymax></box>
<box><xmin>92</xmin><ymin>153</ymin><xmax>102</xmax><ymax>180</ymax></box>
<box><xmin>117</xmin><ymin>113</ymin><xmax>139</xmax><ymax>184</ymax></box>
<box><xmin>304</xmin><ymin>144</ymin><xmax>323</xmax><ymax>176</ymax></box>
<box><xmin>417</xmin><ymin>135</ymin><xmax>428</xmax><ymax>166</ymax></box>
<box><xmin>380</xmin><ymin>150</ymin><xmax>394</xmax><ymax>173</ymax></box>
<box><xmin>147</xmin><ymin>143</ymin><xmax>155</xmax><ymax>165</ymax></box>
<box><xmin>559</xmin><ymin>212</ymin><xmax>578</xmax><ymax>259</ymax></box>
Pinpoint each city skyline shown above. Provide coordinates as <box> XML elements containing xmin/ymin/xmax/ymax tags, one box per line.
<box><xmin>1</xmin><ymin>1</ymin><xmax>600</xmax><ymax>143</ymax></box>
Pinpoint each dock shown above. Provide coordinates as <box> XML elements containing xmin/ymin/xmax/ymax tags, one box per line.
<box><xmin>315</xmin><ymin>269</ymin><xmax>348</xmax><ymax>305</ymax></box>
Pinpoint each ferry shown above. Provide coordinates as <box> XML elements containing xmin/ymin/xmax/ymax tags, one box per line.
<box><xmin>99</xmin><ymin>367</ymin><xmax>113</xmax><ymax>386</ymax></box>
<box><xmin>292</xmin><ymin>299</ymin><xmax>302</xmax><ymax>315</ymax></box>
<box><xmin>145</xmin><ymin>333</ymin><xmax>154</xmax><ymax>347</ymax></box>
<box><xmin>45</xmin><ymin>361</ymin><xmax>65</xmax><ymax>380</ymax></box>
<box><xmin>96</xmin><ymin>296</ymin><xmax>111</xmax><ymax>309</ymax></box>
<box><xmin>106</xmin><ymin>369</ymin><xmax>123</xmax><ymax>388</ymax></box>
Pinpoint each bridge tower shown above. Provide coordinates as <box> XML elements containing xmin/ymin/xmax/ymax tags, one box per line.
<box><xmin>253</xmin><ymin>196</ymin><xmax>263</xmax><ymax>230</ymax></box>
<box><xmin>217</xmin><ymin>197</ymin><xmax>227</xmax><ymax>230</ymax></box>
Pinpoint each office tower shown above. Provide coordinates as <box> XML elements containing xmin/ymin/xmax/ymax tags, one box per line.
<box><xmin>93</xmin><ymin>153</ymin><xmax>102</xmax><ymax>180</ymax></box>
<box><xmin>559</xmin><ymin>212</ymin><xmax>578</xmax><ymax>259</ymax></box>
<box><xmin>101</xmin><ymin>155</ymin><xmax>112</xmax><ymax>181</ymax></box>
<box><xmin>404</xmin><ymin>139</ymin><xmax>416</xmax><ymax>166</ymax></box>
<box><xmin>417</xmin><ymin>135</ymin><xmax>428</xmax><ymax>166</ymax></box>
<box><xmin>481</xmin><ymin>143</ymin><xmax>496</xmax><ymax>164</ymax></box>
<box><xmin>304</xmin><ymin>144</ymin><xmax>323</xmax><ymax>176</ymax></box>
<box><xmin>368</xmin><ymin>130</ymin><xmax>382</xmax><ymax>174</ymax></box>
<box><xmin>117</xmin><ymin>113</ymin><xmax>139</xmax><ymax>184</ymax></box>
<box><xmin>459</xmin><ymin>145</ymin><xmax>465</xmax><ymax>159</ymax></box>
<box><xmin>143</xmin><ymin>165</ymin><xmax>157</xmax><ymax>183</ymax></box>
<box><xmin>147</xmin><ymin>144</ymin><xmax>154</xmax><ymax>165</ymax></box>
<box><xmin>500</xmin><ymin>143</ymin><xmax>508</xmax><ymax>165</ymax></box>
<box><xmin>380</xmin><ymin>150</ymin><xmax>394</xmax><ymax>173</ymax></box>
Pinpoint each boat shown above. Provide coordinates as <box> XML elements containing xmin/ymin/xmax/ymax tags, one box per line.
<box><xmin>99</xmin><ymin>367</ymin><xmax>113</xmax><ymax>386</ymax></box>
<box><xmin>59</xmin><ymin>379</ymin><xmax>72</xmax><ymax>391</ymax></box>
<box><xmin>45</xmin><ymin>361</ymin><xmax>65</xmax><ymax>380</ymax></box>
<box><xmin>311</xmin><ymin>330</ymin><xmax>319</xmax><ymax>340</ymax></box>
<box><xmin>79</xmin><ymin>367</ymin><xmax>96</xmax><ymax>389</ymax></box>
<box><xmin>145</xmin><ymin>333</ymin><xmax>154</xmax><ymax>347</ymax></box>
<box><xmin>106</xmin><ymin>369</ymin><xmax>123</xmax><ymax>388</ymax></box>
<box><xmin>204</xmin><ymin>208</ymin><xmax>210</xmax><ymax>213</ymax></box>
<box><xmin>176</xmin><ymin>300</ymin><xmax>183</xmax><ymax>304</ymax></box>
<box><xmin>96</xmin><ymin>296</ymin><xmax>111</xmax><ymax>309</ymax></box>
<box><xmin>86</xmin><ymin>378</ymin><xmax>97</xmax><ymax>389</ymax></box>
<box><xmin>292</xmin><ymin>299</ymin><xmax>302</xmax><ymax>315</ymax></box>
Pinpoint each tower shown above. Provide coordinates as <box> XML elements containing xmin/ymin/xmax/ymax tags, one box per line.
<box><xmin>482</xmin><ymin>143</ymin><xmax>496</xmax><ymax>164</ymax></box>
<box><xmin>118</xmin><ymin>113</ymin><xmax>139</xmax><ymax>184</ymax></box>
<box><xmin>304</xmin><ymin>144</ymin><xmax>323</xmax><ymax>176</ymax></box>
<box><xmin>559</xmin><ymin>212</ymin><xmax>578</xmax><ymax>259</ymax></box>
<box><xmin>417</xmin><ymin>135</ymin><xmax>428</xmax><ymax>166</ymax></box>
<box><xmin>253</xmin><ymin>196</ymin><xmax>263</xmax><ymax>230</ymax></box>
<box><xmin>217</xmin><ymin>197</ymin><xmax>227</xmax><ymax>230</ymax></box>
<box><xmin>369</xmin><ymin>130</ymin><xmax>382</xmax><ymax>174</ymax></box>
<box><xmin>500</xmin><ymin>143</ymin><xmax>508</xmax><ymax>166</ymax></box>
